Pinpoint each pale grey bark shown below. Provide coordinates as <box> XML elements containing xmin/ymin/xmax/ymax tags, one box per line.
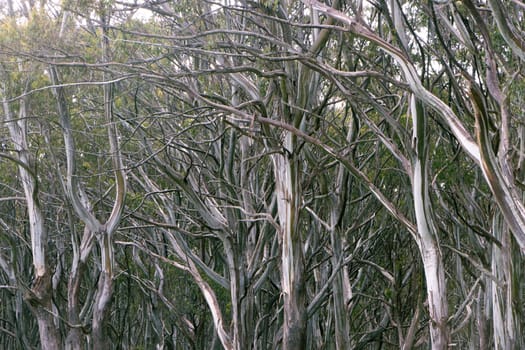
<box><xmin>409</xmin><ymin>96</ymin><xmax>450</xmax><ymax>348</ymax></box>
<box><xmin>4</xmin><ymin>1</ymin><xmax>525</xmax><ymax>348</ymax></box>
<box><xmin>271</xmin><ymin>136</ymin><xmax>307</xmax><ymax>349</ymax></box>
<box><xmin>1</xmin><ymin>89</ymin><xmax>62</xmax><ymax>350</ymax></box>
<box><xmin>128</xmin><ymin>162</ymin><xmax>234</xmax><ymax>350</ymax></box>
<box><xmin>304</xmin><ymin>0</ymin><xmax>525</xmax><ymax>255</ymax></box>
<box><xmin>491</xmin><ymin>214</ymin><xmax>520</xmax><ymax>349</ymax></box>
<box><xmin>47</xmin><ymin>7</ymin><xmax>126</xmax><ymax>346</ymax></box>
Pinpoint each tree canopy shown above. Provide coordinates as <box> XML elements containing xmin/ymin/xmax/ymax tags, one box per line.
<box><xmin>1</xmin><ymin>0</ymin><xmax>525</xmax><ymax>349</ymax></box>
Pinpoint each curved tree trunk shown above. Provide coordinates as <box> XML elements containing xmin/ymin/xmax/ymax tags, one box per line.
<box><xmin>410</xmin><ymin>96</ymin><xmax>450</xmax><ymax>348</ymax></box>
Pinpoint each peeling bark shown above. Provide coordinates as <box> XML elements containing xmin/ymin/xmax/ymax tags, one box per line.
<box><xmin>272</xmin><ymin>132</ymin><xmax>307</xmax><ymax>350</ymax></box>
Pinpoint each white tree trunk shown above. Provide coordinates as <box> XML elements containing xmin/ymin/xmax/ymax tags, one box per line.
<box><xmin>410</xmin><ymin>96</ymin><xmax>449</xmax><ymax>348</ymax></box>
<box><xmin>1</xmin><ymin>91</ymin><xmax>62</xmax><ymax>350</ymax></box>
<box><xmin>272</xmin><ymin>131</ymin><xmax>306</xmax><ymax>349</ymax></box>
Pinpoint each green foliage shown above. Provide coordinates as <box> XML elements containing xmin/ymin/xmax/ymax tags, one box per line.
<box><xmin>2</xmin><ymin>1</ymin><xmax>525</xmax><ymax>349</ymax></box>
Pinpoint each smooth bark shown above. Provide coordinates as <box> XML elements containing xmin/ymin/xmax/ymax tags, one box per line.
<box><xmin>410</xmin><ymin>96</ymin><xmax>450</xmax><ymax>348</ymax></box>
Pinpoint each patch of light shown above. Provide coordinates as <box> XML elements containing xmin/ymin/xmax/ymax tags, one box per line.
<box><xmin>132</xmin><ymin>7</ymin><xmax>153</xmax><ymax>21</ymax></box>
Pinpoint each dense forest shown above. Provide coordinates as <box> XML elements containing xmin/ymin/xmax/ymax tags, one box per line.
<box><xmin>1</xmin><ymin>0</ymin><xmax>525</xmax><ymax>348</ymax></box>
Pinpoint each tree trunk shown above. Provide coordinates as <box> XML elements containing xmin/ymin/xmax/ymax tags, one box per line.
<box><xmin>491</xmin><ymin>214</ymin><xmax>519</xmax><ymax>349</ymax></box>
<box><xmin>91</xmin><ymin>232</ymin><xmax>114</xmax><ymax>349</ymax></box>
<box><xmin>272</xmin><ymin>132</ymin><xmax>307</xmax><ymax>349</ymax></box>
<box><xmin>410</xmin><ymin>96</ymin><xmax>450</xmax><ymax>348</ymax></box>
<box><xmin>2</xmin><ymin>95</ymin><xmax>63</xmax><ymax>350</ymax></box>
<box><xmin>65</xmin><ymin>228</ymin><xmax>94</xmax><ymax>349</ymax></box>
<box><xmin>65</xmin><ymin>260</ymin><xmax>84</xmax><ymax>350</ymax></box>
<box><xmin>26</xmin><ymin>272</ymin><xmax>62</xmax><ymax>350</ymax></box>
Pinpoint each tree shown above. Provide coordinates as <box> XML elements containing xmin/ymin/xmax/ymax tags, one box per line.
<box><xmin>2</xmin><ymin>0</ymin><xmax>525</xmax><ymax>348</ymax></box>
